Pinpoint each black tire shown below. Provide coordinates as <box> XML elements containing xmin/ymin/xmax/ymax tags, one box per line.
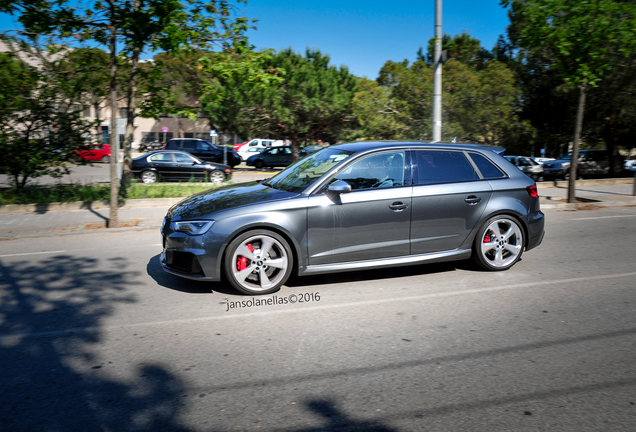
<box><xmin>208</xmin><ymin>170</ymin><xmax>225</xmax><ymax>183</ymax></box>
<box><xmin>101</xmin><ymin>155</ymin><xmax>110</xmax><ymax>163</ymax></box>
<box><xmin>254</xmin><ymin>159</ymin><xmax>264</xmax><ymax>169</ymax></box>
<box><xmin>224</xmin><ymin>230</ymin><xmax>293</xmax><ymax>295</ymax></box>
<box><xmin>472</xmin><ymin>215</ymin><xmax>524</xmax><ymax>271</ymax></box>
<box><xmin>141</xmin><ymin>170</ymin><xmax>158</xmax><ymax>184</ymax></box>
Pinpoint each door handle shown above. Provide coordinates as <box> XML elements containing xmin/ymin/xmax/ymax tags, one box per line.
<box><xmin>465</xmin><ymin>195</ymin><xmax>482</xmax><ymax>205</ymax></box>
<box><xmin>389</xmin><ymin>202</ymin><xmax>409</xmax><ymax>211</ymax></box>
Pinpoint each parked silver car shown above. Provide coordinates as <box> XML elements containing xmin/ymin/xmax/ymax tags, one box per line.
<box><xmin>504</xmin><ymin>155</ymin><xmax>543</xmax><ymax>181</ymax></box>
<box><xmin>161</xmin><ymin>142</ymin><xmax>545</xmax><ymax>295</ymax></box>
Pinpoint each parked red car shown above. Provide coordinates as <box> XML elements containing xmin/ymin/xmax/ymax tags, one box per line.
<box><xmin>72</xmin><ymin>144</ymin><xmax>111</xmax><ymax>163</ymax></box>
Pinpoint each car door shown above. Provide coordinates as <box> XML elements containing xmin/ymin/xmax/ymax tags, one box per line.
<box><xmin>148</xmin><ymin>152</ymin><xmax>177</xmax><ymax>180</ymax></box>
<box><xmin>172</xmin><ymin>152</ymin><xmax>204</xmax><ymax>180</ymax></box>
<box><xmin>410</xmin><ymin>150</ymin><xmax>492</xmax><ymax>255</ymax></box>
<box><xmin>307</xmin><ymin>151</ymin><xmax>411</xmax><ymax>265</ymax></box>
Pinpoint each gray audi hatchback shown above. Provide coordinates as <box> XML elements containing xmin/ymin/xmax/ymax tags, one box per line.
<box><xmin>161</xmin><ymin>142</ymin><xmax>545</xmax><ymax>295</ymax></box>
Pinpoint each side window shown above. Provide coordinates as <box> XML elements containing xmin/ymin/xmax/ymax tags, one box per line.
<box><xmin>181</xmin><ymin>140</ymin><xmax>196</xmax><ymax>150</ymax></box>
<box><xmin>415</xmin><ymin>150</ymin><xmax>478</xmax><ymax>184</ymax></box>
<box><xmin>284</xmin><ymin>147</ymin><xmax>292</xmax><ymax>154</ymax></box>
<box><xmin>333</xmin><ymin>151</ymin><xmax>405</xmax><ymax>190</ymax></box>
<box><xmin>150</xmin><ymin>153</ymin><xmax>173</xmax><ymax>162</ymax></box>
<box><xmin>196</xmin><ymin>141</ymin><xmax>211</xmax><ymax>151</ymax></box>
<box><xmin>467</xmin><ymin>153</ymin><xmax>506</xmax><ymax>179</ymax></box>
<box><xmin>174</xmin><ymin>153</ymin><xmax>194</xmax><ymax>163</ymax></box>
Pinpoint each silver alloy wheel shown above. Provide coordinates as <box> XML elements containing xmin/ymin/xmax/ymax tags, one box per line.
<box><xmin>101</xmin><ymin>155</ymin><xmax>110</xmax><ymax>163</ymax></box>
<box><xmin>476</xmin><ymin>217</ymin><xmax>524</xmax><ymax>270</ymax></box>
<box><xmin>209</xmin><ymin>170</ymin><xmax>224</xmax><ymax>183</ymax></box>
<box><xmin>227</xmin><ymin>232</ymin><xmax>291</xmax><ymax>294</ymax></box>
<box><xmin>141</xmin><ymin>170</ymin><xmax>157</xmax><ymax>183</ymax></box>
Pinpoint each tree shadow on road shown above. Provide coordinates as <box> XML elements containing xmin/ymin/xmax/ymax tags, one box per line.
<box><xmin>0</xmin><ymin>255</ymin><xmax>192</xmax><ymax>431</ymax></box>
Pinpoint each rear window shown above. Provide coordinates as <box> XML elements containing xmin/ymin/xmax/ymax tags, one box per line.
<box><xmin>468</xmin><ymin>153</ymin><xmax>506</xmax><ymax>179</ymax></box>
<box><xmin>415</xmin><ymin>150</ymin><xmax>478</xmax><ymax>184</ymax></box>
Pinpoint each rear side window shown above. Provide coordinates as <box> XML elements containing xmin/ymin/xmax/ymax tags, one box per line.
<box><xmin>415</xmin><ymin>150</ymin><xmax>478</xmax><ymax>184</ymax></box>
<box><xmin>182</xmin><ymin>140</ymin><xmax>196</xmax><ymax>150</ymax></box>
<box><xmin>468</xmin><ymin>152</ymin><xmax>506</xmax><ymax>179</ymax></box>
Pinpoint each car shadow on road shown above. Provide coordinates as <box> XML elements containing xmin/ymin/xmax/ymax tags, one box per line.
<box><xmin>286</xmin><ymin>260</ymin><xmax>471</xmax><ymax>288</ymax></box>
<box><xmin>146</xmin><ymin>253</ymin><xmax>238</xmax><ymax>295</ymax></box>
<box><xmin>147</xmin><ymin>252</ymin><xmax>478</xmax><ymax>296</ymax></box>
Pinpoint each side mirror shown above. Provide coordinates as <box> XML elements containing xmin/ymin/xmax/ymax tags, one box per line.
<box><xmin>327</xmin><ymin>180</ymin><xmax>352</xmax><ymax>194</ymax></box>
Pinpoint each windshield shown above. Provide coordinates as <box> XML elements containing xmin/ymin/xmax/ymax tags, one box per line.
<box><xmin>557</xmin><ymin>152</ymin><xmax>573</xmax><ymax>161</ymax></box>
<box><xmin>264</xmin><ymin>148</ymin><xmax>355</xmax><ymax>193</ymax></box>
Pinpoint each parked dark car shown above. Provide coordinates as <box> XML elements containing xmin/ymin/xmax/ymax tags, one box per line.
<box><xmin>131</xmin><ymin>150</ymin><xmax>231</xmax><ymax>183</ymax></box>
<box><xmin>161</xmin><ymin>141</ymin><xmax>545</xmax><ymax>295</ymax></box>
<box><xmin>246</xmin><ymin>146</ymin><xmax>307</xmax><ymax>169</ymax></box>
<box><xmin>542</xmin><ymin>149</ymin><xmax>609</xmax><ymax>180</ymax></box>
<box><xmin>164</xmin><ymin>138</ymin><xmax>241</xmax><ymax>168</ymax></box>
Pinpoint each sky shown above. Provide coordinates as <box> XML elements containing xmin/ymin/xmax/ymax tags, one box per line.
<box><xmin>0</xmin><ymin>1</ymin><xmax>511</xmax><ymax>80</ymax></box>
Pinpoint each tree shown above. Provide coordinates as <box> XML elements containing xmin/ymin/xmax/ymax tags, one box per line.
<box><xmin>201</xmin><ymin>48</ymin><xmax>359</xmax><ymax>161</ymax></box>
<box><xmin>2</xmin><ymin>0</ymin><xmax>255</xmax><ymax>225</ymax></box>
<box><xmin>0</xmin><ymin>46</ymin><xmax>96</xmax><ymax>189</ymax></box>
<box><xmin>503</xmin><ymin>0</ymin><xmax>636</xmax><ymax>202</ymax></box>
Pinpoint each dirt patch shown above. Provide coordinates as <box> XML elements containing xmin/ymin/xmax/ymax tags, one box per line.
<box><xmin>84</xmin><ymin>217</ymin><xmax>144</xmax><ymax>230</ymax></box>
<box><xmin>52</xmin><ymin>226</ymin><xmax>81</xmax><ymax>232</ymax></box>
<box><xmin>572</xmin><ymin>204</ymin><xmax>603</xmax><ymax>211</ymax></box>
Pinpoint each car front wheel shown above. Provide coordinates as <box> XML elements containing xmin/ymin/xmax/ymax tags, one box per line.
<box><xmin>224</xmin><ymin>230</ymin><xmax>293</xmax><ymax>295</ymax></box>
<box><xmin>101</xmin><ymin>155</ymin><xmax>110</xmax><ymax>163</ymax></box>
<box><xmin>141</xmin><ymin>170</ymin><xmax>158</xmax><ymax>184</ymax></box>
<box><xmin>208</xmin><ymin>170</ymin><xmax>225</xmax><ymax>183</ymax></box>
<box><xmin>473</xmin><ymin>216</ymin><xmax>524</xmax><ymax>271</ymax></box>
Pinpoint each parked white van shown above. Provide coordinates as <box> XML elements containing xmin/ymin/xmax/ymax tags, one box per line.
<box><xmin>237</xmin><ymin>139</ymin><xmax>285</xmax><ymax>161</ymax></box>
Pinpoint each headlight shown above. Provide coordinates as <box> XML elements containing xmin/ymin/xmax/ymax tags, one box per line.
<box><xmin>171</xmin><ymin>220</ymin><xmax>214</xmax><ymax>235</ymax></box>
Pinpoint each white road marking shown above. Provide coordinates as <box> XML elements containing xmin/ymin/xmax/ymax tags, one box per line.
<box><xmin>0</xmin><ymin>244</ymin><xmax>163</xmax><ymax>258</ymax></box>
<box><xmin>3</xmin><ymin>271</ymin><xmax>636</xmax><ymax>343</ymax></box>
<box><xmin>0</xmin><ymin>250</ymin><xmax>67</xmax><ymax>258</ymax></box>
<box><xmin>573</xmin><ymin>214</ymin><xmax>636</xmax><ymax>221</ymax></box>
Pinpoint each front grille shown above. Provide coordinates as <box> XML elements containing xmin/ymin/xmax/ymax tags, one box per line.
<box><xmin>170</xmin><ymin>251</ymin><xmax>194</xmax><ymax>272</ymax></box>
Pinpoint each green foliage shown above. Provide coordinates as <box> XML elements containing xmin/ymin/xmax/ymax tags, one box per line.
<box><xmin>360</xmin><ymin>38</ymin><xmax>525</xmax><ymax>145</ymax></box>
<box><xmin>0</xmin><ymin>182</ymin><xmax>224</xmax><ymax>205</ymax></box>
<box><xmin>200</xmin><ymin>48</ymin><xmax>359</xmax><ymax>156</ymax></box>
<box><xmin>0</xmin><ymin>47</ymin><xmax>97</xmax><ymax>188</ymax></box>
<box><xmin>503</xmin><ymin>0</ymin><xmax>636</xmax><ymax>88</ymax></box>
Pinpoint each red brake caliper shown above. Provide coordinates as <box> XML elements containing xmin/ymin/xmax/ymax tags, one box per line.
<box><xmin>236</xmin><ymin>244</ymin><xmax>255</xmax><ymax>271</ymax></box>
<box><xmin>483</xmin><ymin>235</ymin><xmax>491</xmax><ymax>243</ymax></box>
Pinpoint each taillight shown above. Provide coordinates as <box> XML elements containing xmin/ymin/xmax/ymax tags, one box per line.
<box><xmin>526</xmin><ymin>185</ymin><xmax>539</xmax><ymax>198</ymax></box>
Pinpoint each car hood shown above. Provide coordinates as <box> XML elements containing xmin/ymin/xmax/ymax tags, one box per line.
<box><xmin>167</xmin><ymin>181</ymin><xmax>298</xmax><ymax>221</ymax></box>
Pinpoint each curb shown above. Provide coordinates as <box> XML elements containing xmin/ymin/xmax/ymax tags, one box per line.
<box><xmin>0</xmin><ymin>197</ymin><xmax>185</xmax><ymax>214</ymax></box>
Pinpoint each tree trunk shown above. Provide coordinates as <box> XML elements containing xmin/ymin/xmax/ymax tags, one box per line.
<box><xmin>568</xmin><ymin>83</ymin><xmax>587</xmax><ymax>204</ymax></box>
<box><xmin>108</xmin><ymin>9</ymin><xmax>119</xmax><ymax>228</ymax></box>
<box><xmin>121</xmin><ymin>39</ymin><xmax>140</xmax><ymax>197</ymax></box>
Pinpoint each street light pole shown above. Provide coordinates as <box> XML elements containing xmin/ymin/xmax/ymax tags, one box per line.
<box><xmin>432</xmin><ymin>0</ymin><xmax>443</xmax><ymax>142</ymax></box>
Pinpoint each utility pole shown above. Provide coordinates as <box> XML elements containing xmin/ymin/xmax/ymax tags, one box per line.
<box><xmin>432</xmin><ymin>0</ymin><xmax>442</xmax><ymax>142</ymax></box>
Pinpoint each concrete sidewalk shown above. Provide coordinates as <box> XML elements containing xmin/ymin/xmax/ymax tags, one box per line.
<box><xmin>0</xmin><ymin>179</ymin><xmax>635</xmax><ymax>240</ymax></box>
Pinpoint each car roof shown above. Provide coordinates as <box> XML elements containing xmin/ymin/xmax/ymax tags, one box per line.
<box><xmin>328</xmin><ymin>141</ymin><xmax>506</xmax><ymax>155</ymax></box>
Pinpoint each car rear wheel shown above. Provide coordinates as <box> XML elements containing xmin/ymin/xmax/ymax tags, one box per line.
<box><xmin>141</xmin><ymin>170</ymin><xmax>158</xmax><ymax>184</ymax></box>
<box><xmin>225</xmin><ymin>230</ymin><xmax>293</xmax><ymax>295</ymax></box>
<box><xmin>473</xmin><ymin>216</ymin><xmax>524</xmax><ymax>271</ymax></box>
<box><xmin>208</xmin><ymin>170</ymin><xmax>225</xmax><ymax>183</ymax></box>
<box><xmin>101</xmin><ymin>155</ymin><xmax>110</xmax><ymax>163</ymax></box>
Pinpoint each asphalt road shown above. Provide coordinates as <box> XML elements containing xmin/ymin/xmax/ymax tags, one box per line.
<box><xmin>1</xmin><ymin>206</ymin><xmax>635</xmax><ymax>431</ymax></box>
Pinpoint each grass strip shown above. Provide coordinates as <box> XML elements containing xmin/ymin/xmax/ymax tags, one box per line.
<box><xmin>0</xmin><ymin>182</ymin><xmax>223</xmax><ymax>206</ymax></box>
